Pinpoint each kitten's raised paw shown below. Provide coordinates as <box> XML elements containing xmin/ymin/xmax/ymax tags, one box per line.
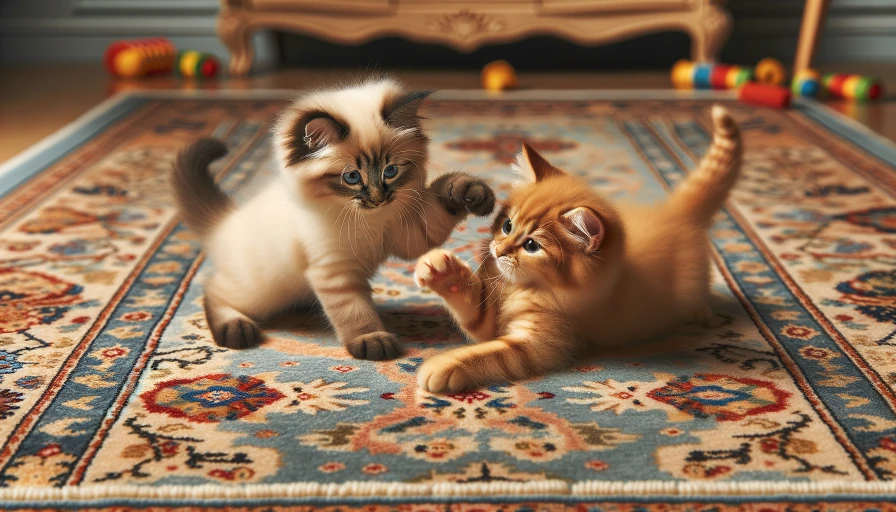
<box><xmin>417</xmin><ymin>356</ymin><xmax>472</xmax><ymax>393</ymax></box>
<box><xmin>214</xmin><ymin>317</ymin><xmax>262</xmax><ymax>350</ymax></box>
<box><xmin>346</xmin><ymin>331</ymin><xmax>403</xmax><ymax>360</ymax></box>
<box><xmin>414</xmin><ymin>249</ymin><xmax>472</xmax><ymax>295</ymax></box>
<box><xmin>435</xmin><ymin>172</ymin><xmax>496</xmax><ymax>217</ymax></box>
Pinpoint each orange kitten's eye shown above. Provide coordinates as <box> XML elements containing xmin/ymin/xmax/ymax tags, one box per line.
<box><xmin>523</xmin><ymin>239</ymin><xmax>540</xmax><ymax>253</ymax></box>
<box><xmin>502</xmin><ymin>218</ymin><xmax>512</xmax><ymax>234</ymax></box>
<box><xmin>343</xmin><ymin>170</ymin><xmax>362</xmax><ymax>184</ymax></box>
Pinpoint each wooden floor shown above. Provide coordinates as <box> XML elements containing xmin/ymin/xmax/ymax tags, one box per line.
<box><xmin>1</xmin><ymin>64</ymin><xmax>894</xmax><ymax>165</ymax></box>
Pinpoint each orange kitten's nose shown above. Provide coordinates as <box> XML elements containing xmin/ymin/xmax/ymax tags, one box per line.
<box><xmin>494</xmin><ymin>241</ymin><xmax>513</xmax><ymax>258</ymax></box>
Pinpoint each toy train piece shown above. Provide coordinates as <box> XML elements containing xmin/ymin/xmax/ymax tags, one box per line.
<box><xmin>104</xmin><ymin>38</ymin><xmax>176</xmax><ymax>79</ymax></box>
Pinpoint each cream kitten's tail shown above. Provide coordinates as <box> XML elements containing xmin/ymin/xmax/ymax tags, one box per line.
<box><xmin>668</xmin><ymin>105</ymin><xmax>742</xmax><ymax>226</ymax></box>
<box><xmin>171</xmin><ymin>138</ymin><xmax>234</xmax><ymax>236</ymax></box>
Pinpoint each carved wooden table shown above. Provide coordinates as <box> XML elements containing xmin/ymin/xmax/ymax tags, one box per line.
<box><xmin>217</xmin><ymin>0</ymin><xmax>733</xmax><ymax>76</ymax></box>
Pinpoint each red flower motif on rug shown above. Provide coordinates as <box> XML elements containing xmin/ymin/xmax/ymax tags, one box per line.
<box><xmin>140</xmin><ymin>374</ymin><xmax>285</xmax><ymax>423</ymax></box>
<box><xmin>0</xmin><ymin>268</ymin><xmax>83</xmax><ymax>333</ymax></box>
<box><xmin>447</xmin><ymin>391</ymin><xmax>491</xmax><ymax>404</ymax></box>
<box><xmin>647</xmin><ymin>374</ymin><xmax>791</xmax><ymax>422</ymax></box>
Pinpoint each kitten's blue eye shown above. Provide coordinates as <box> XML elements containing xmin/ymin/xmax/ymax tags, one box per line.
<box><xmin>523</xmin><ymin>239</ymin><xmax>540</xmax><ymax>253</ymax></box>
<box><xmin>502</xmin><ymin>218</ymin><xmax>512</xmax><ymax>234</ymax></box>
<box><xmin>383</xmin><ymin>164</ymin><xmax>398</xmax><ymax>178</ymax></box>
<box><xmin>343</xmin><ymin>170</ymin><xmax>361</xmax><ymax>184</ymax></box>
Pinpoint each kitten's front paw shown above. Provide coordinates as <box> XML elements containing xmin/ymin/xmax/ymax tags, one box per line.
<box><xmin>418</xmin><ymin>355</ymin><xmax>473</xmax><ymax>393</ymax></box>
<box><xmin>345</xmin><ymin>331</ymin><xmax>403</xmax><ymax>360</ymax></box>
<box><xmin>213</xmin><ymin>318</ymin><xmax>262</xmax><ymax>350</ymax></box>
<box><xmin>414</xmin><ymin>249</ymin><xmax>472</xmax><ymax>295</ymax></box>
<box><xmin>435</xmin><ymin>172</ymin><xmax>495</xmax><ymax>216</ymax></box>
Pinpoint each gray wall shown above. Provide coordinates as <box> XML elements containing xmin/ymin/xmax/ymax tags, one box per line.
<box><xmin>727</xmin><ymin>0</ymin><xmax>895</xmax><ymax>63</ymax></box>
<box><xmin>0</xmin><ymin>0</ymin><xmax>893</xmax><ymax>68</ymax></box>
<box><xmin>0</xmin><ymin>0</ymin><xmax>277</xmax><ymax>69</ymax></box>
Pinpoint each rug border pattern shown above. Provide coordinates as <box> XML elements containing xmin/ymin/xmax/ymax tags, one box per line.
<box><xmin>621</xmin><ymin>114</ymin><xmax>896</xmax><ymax>478</ymax></box>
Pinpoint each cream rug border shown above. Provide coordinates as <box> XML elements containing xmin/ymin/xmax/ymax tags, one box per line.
<box><xmin>1</xmin><ymin>480</ymin><xmax>896</xmax><ymax>501</ymax></box>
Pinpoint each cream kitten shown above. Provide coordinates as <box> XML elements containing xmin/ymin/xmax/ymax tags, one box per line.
<box><xmin>413</xmin><ymin>106</ymin><xmax>742</xmax><ymax>392</ymax></box>
<box><xmin>172</xmin><ymin>79</ymin><xmax>495</xmax><ymax>358</ymax></box>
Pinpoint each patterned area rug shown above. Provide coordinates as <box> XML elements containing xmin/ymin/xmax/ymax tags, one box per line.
<box><xmin>0</xmin><ymin>90</ymin><xmax>895</xmax><ymax>511</ymax></box>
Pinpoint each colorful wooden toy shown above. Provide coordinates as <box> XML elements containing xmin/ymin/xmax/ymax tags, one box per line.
<box><xmin>481</xmin><ymin>60</ymin><xmax>518</xmax><ymax>91</ymax></box>
<box><xmin>822</xmin><ymin>73</ymin><xmax>883</xmax><ymax>101</ymax></box>
<box><xmin>670</xmin><ymin>60</ymin><xmax>751</xmax><ymax>90</ymax></box>
<box><xmin>791</xmin><ymin>69</ymin><xmax>821</xmax><ymax>98</ymax></box>
<box><xmin>104</xmin><ymin>38</ymin><xmax>176</xmax><ymax>79</ymax></box>
<box><xmin>671</xmin><ymin>59</ymin><xmax>694</xmax><ymax>89</ymax></box>
<box><xmin>738</xmin><ymin>82</ymin><xmax>792</xmax><ymax>109</ymax></box>
<box><xmin>755</xmin><ymin>58</ymin><xmax>786</xmax><ymax>86</ymax></box>
<box><xmin>176</xmin><ymin>51</ymin><xmax>220</xmax><ymax>79</ymax></box>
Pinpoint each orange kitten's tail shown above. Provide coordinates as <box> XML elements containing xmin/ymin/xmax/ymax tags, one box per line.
<box><xmin>668</xmin><ymin>105</ymin><xmax>742</xmax><ymax>226</ymax></box>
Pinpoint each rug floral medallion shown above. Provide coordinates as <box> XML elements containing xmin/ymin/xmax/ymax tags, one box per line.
<box><xmin>0</xmin><ymin>91</ymin><xmax>895</xmax><ymax>510</ymax></box>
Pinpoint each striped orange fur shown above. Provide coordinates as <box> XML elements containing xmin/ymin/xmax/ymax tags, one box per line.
<box><xmin>414</xmin><ymin>105</ymin><xmax>743</xmax><ymax>393</ymax></box>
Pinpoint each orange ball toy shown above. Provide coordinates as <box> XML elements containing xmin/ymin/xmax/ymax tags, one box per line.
<box><xmin>755</xmin><ymin>58</ymin><xmax>786</xmax><ymax>86</ymax></box>
<box><xmin>481</xmin><ymin>60</ymin><xmax>518</xmax><ymax>91</ymax></box>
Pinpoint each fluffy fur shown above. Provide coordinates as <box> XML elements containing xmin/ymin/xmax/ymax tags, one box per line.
<box><xmin>414</xmin><ymin>105</ymin><xmax>742</xmax><ymax>392</ymax></box>
<box><xmin>172</xmin><ymin>79</ymin><xmax>495</xmax><ymax>358</ymax></box>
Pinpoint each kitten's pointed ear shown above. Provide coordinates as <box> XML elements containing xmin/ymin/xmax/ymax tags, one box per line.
<box><xmin>382</xmin><ymin>91</ymin><xmax>433</xmax><ymax>129</ymax></box>
<box><xmin>517</xmin><ymin>143</ymin><xmax>565</xmax><ymax>182</ymax></box>
<box><xmin>561</xmin><ymin>207</ymin><xmax>604</xmax><ymax>252</ymax></box>
<box><xmin>304</xmin><ymin>116</ymin><xmax>345</xmax><ymax>149</ymax></box>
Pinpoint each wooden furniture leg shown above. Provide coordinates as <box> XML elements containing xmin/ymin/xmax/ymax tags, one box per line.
<box><xmin>690</xmin><ymin>4</ymin><xmax>733</xmax><ymax>62</ymax></box>
<box><xmin>218</xmin><ymin>11</ymin><xmax>255</xmax><ymax>76</ymax></box>
<box><xmin>794</xmin><ymin>0</ymin><xmax>831</xmax><ymax>74</ymax></box>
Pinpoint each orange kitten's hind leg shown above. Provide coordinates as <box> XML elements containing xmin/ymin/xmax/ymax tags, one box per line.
<box><xmin>417</xmin><ymin>316</ymin><xmax>575</xmax><ymax>393</ymax></box>
<box><xmin>418</xmin><ymin>341</ymin><xmax>516</xmax><ymax>393</ymax></box>
<box><xmin>417</xmin><ymin>334</ymin><xmax>571</xmax><ymax>393</ymax></box>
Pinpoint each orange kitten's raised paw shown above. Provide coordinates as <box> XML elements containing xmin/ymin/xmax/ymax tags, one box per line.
<box><xmin>417</xmin><ymin>354</ymin><xmax>473</xmax><ymax>393</ymax></box>
<box><xmin>414</xmin><ymin>249</ymin><xmax>472</xmax><ymax>295</ymax></box>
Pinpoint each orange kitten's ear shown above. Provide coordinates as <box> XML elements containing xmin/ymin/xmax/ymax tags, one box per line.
<box><xmin>561</xmin><ymin>207</ymin><xmax>604</xmax><ymax>252</ymax></box>
<box><xmin>514</xmin><ymin>143</ymin><xmax>565</xmax><ymax>182</ymax></box>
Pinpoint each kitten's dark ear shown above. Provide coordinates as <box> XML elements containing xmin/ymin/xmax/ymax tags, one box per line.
<box><xmin>518</xmin><ymin>143</ymin><xmax>565</xmax><ymax>182</ymax></box>
<box><xmin>304</xmin><ymin>116</ymin><xmax>344</xmax><ymax>149</ymax></box>
<box><xmin>561</xmin><ymin>207</ymin><xmax>604</xmax><ymax>252</ymax></box>
<box><xmin>283</xmin><ymin>112</ymin><xmax>348</xmax><ymax>167</ymax></box>
<box><xmin>382</xmin><ymin>91</ymin><xmax>432</xmax><ymax>129</ymax></box>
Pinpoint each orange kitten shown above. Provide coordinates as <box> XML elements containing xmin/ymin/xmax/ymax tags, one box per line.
<box><xmin>414</xmin><ymin>105</ymin><xmax>742</xmax><ymax>393</ymax></box>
